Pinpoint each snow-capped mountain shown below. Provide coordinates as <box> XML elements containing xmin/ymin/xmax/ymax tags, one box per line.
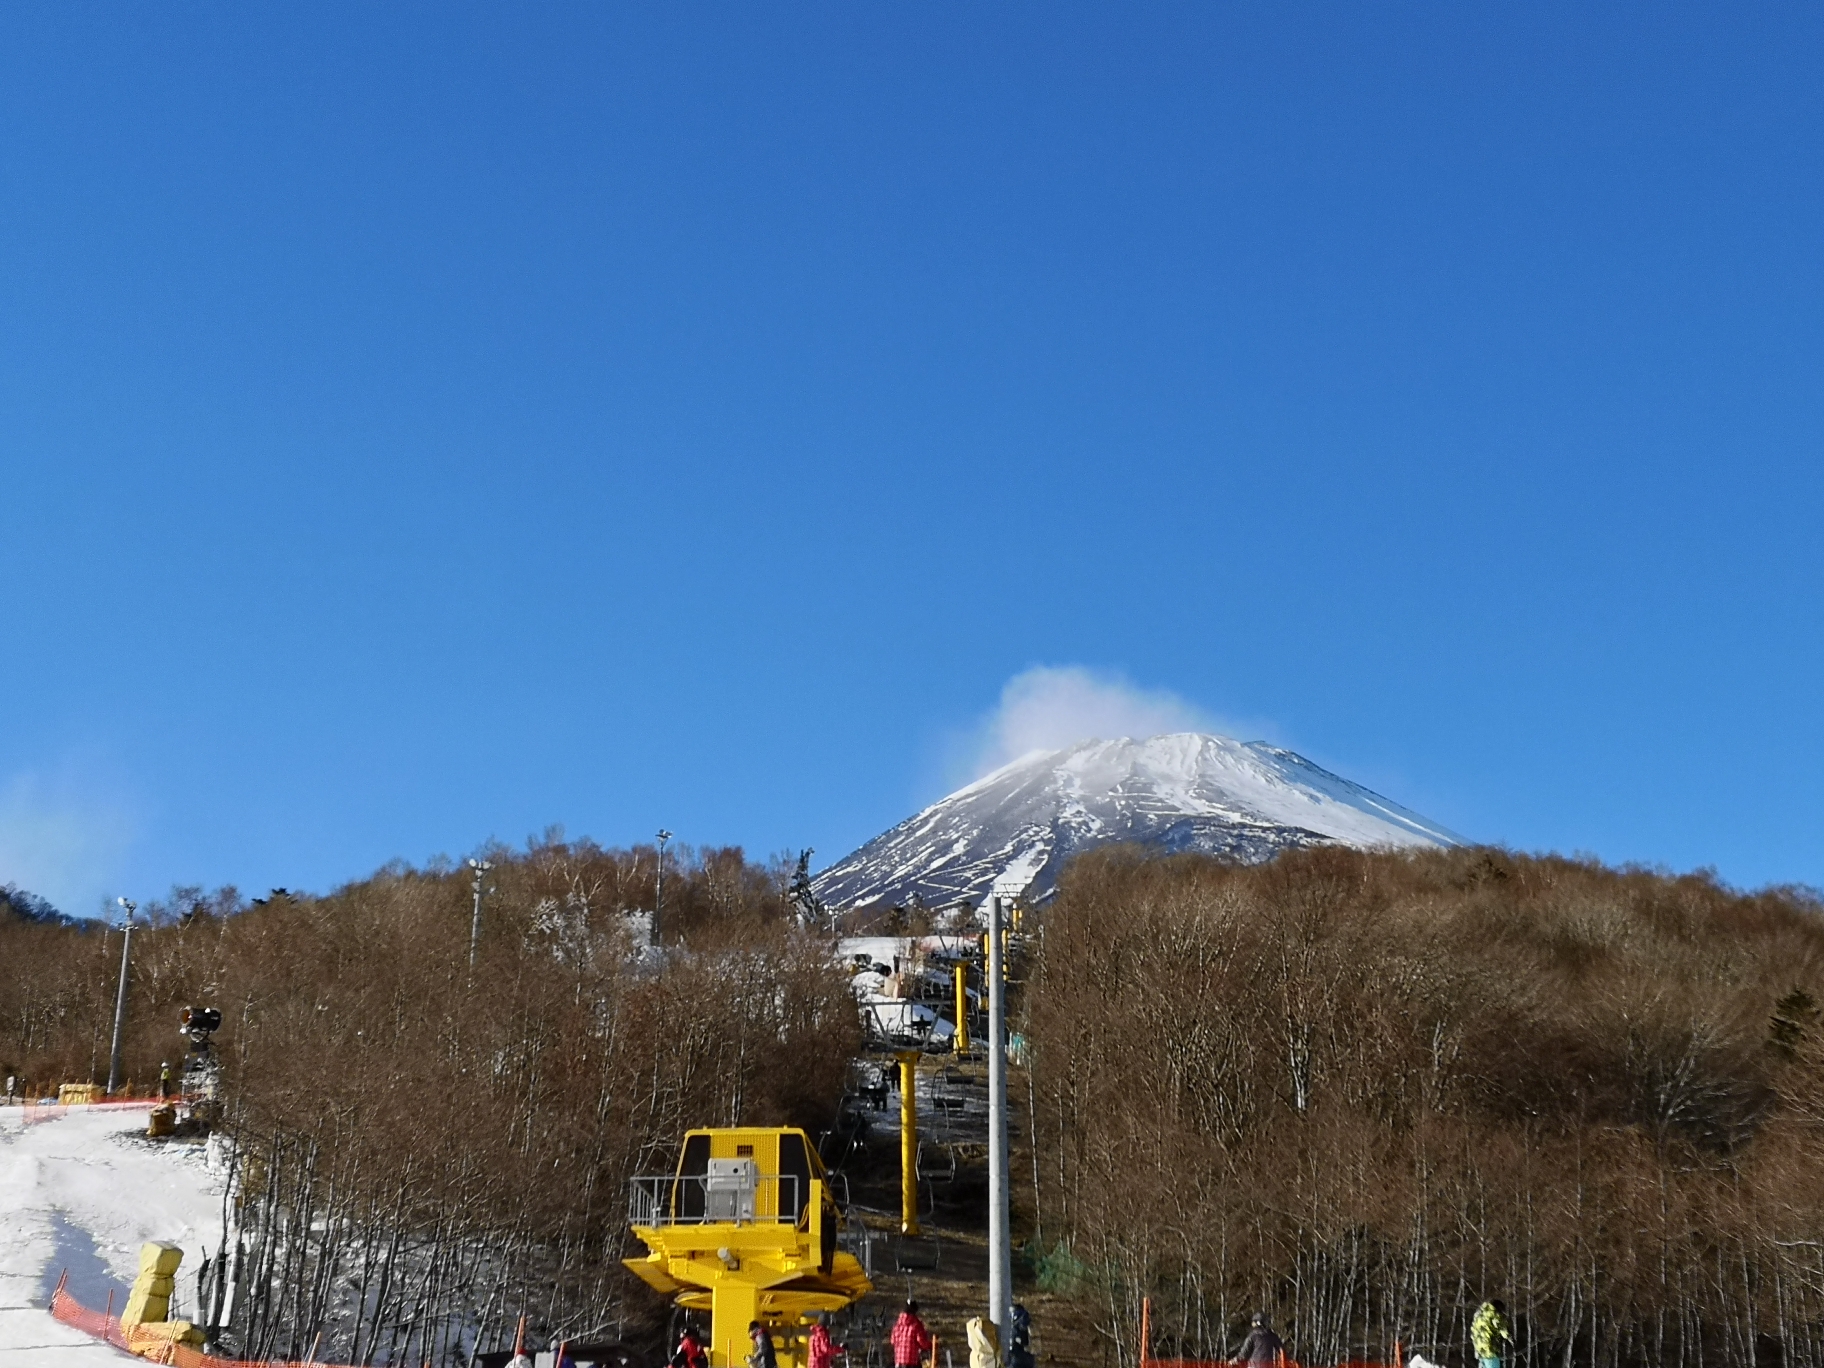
<box><xmin>813</xmin><ymin>733</ymin><xmax>1462</xmax><ymax>912</ymax></box>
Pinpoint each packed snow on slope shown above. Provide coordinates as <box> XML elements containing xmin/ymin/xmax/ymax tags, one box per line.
<box><xmin>0</xmin><ymin>1105</ymin><xmax>227</xmax><ymax>1365</ymax></box>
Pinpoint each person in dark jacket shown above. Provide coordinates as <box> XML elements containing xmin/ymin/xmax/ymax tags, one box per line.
<box><xmin>1009</xmin><ymin>1305</ymin><xmax>1034</xmax><ymax>1368</ymax></box>
<box><xmin>1232</xmin><ymin>1313</ymin><xmax>1283</xmax><ymax>1367</ymax></box>
<box><xmin>749</xmin><ymin>1322</ymin><xmax>779</xmax><ymax>1368</ymax></box>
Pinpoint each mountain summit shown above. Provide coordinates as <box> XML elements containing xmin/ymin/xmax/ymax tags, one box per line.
<box><xmin>813</xmin><ymin>732</ymin><xmax>1462</xmax><ymax>912</ymax></box>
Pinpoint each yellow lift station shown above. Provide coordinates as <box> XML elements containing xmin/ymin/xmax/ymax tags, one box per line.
<box><xmin>625</xmin><ymin>1127</ymin><xmax>873</xmax><ymax>1368</ymax></box>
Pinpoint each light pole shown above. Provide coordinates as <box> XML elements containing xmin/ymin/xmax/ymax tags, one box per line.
<box><xmin>106</xmin><ymin>898</ymin><xmax>135</xmax><ymax>1096</ymax></box>
<box><xmin>986</xmin><ymin>894</ymin><xmax>1012</xmax><ymax>1350</ymax></box>
<box><xmin>467</xmin><ymin>858</ymin><xmax>493</xmax><ymax>971</ymax></box>
<box><xmin>654</xmin><ymin>829</ymin><xmax>672</xmax><ymax>945</ymax></box>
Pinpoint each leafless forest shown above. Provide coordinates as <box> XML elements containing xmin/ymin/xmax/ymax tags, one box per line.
<box><xmin>11</xmin><ymin>839</ymin><xmax>1824</xmax><ymax>1368</ymax></box>
<box><xmin>1025</xmin><ymin>846</ymin><xmax>1824</xmax><ymax>1368</ymax></box>
<box><xmin>0</xmin><ymin>839</ymin><xmax>861</xmax><ymax>1363</ymax></box>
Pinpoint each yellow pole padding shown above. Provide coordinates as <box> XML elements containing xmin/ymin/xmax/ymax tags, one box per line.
<box><xmin>953</xmin><ymin>964</ymin><xmax>970</xmax><ymax>1055</ymax></box>
<box><xmin>120</xmin><ymin>1240</ymin><xmax>204</xmax><ymax>1351</ymax></box>
<box><xmin>899</xmin><ymin>1050</ymin><xmax>920</xmax><ymax>1235</ymax></box>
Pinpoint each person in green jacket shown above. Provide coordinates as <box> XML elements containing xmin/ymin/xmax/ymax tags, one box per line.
<box><xmin>1471</xmin><ymin>1300</ymin><xmax>1512</xmax><ymax>1368</ymax></box>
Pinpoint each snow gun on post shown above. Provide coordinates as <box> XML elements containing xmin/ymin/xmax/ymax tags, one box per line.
<box><xmin>625</xmin><ymin>1128</ymin><xmax>871</xmax><ymax>1368</ymax></box>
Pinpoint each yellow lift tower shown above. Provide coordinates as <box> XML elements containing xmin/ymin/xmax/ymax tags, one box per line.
<box><xmin>626</xmin><ymin>1127</ymin><xmax>873</xmax><ymax>1368</ymax></box>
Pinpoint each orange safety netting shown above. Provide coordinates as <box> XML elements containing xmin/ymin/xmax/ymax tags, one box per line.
<box><xmin>50</xmin><ymin>1279</ymin><xmax>362</xmax><ymax>1368</ymax></box>
<box><xmin>23</xmin><ymin>1099</ymin><xmax>158</xmax><ymax>1125</ymax></box>
<box><xmin>1139</xmin><ymin>1297</ymin><xmax>1406</xmax><ymax>1368</ymax></box>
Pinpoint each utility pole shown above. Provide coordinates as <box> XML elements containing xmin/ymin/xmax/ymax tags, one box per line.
<box><xmin>106</xmin><ymin>898</ymin><xmax>135</xmax><ymax>1095</ymax></box>
<box><xmin>986</xmin><ymin>894</ymin><xmax>1012</xmax><ymax>1350</ymax></box>
<box><xmin>654</xmin><ymin>829</ymin><xmax>672</xmax><ymax>944</ymax></box>
<box><xmin>467</xmin><ymin>858</ymin><xmax>493</xmax><ymax>971</ymax></box>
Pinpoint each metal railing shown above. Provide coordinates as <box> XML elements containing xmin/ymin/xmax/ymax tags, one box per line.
<box><xmin>629</xmin><ymin>1173</ymin><xmax>803</xmax><ymax>1227</ymax></box>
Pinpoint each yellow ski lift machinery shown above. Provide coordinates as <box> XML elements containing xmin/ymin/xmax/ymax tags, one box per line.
<box><xmin>625</xmin><ymin>1127</ymin><xmax>873</xmax><ymax>1368</ymax></box>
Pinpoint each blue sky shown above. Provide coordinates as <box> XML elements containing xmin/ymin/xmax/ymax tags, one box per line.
<box><xmin>3</xmin><ymin>5</ymin><xmax>1822</xmax><ymax>916</ymax></box>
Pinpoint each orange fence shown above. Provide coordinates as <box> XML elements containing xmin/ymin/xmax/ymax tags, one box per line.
<box><xmin>1139</xmin><ymin>1297</ymin><xmax>1406</xmax><ymax>1368</ymax></box>
<box><xmin>23</xmin><ymin>1098</ymin><xmax>158</xmax><ymax>1125</ymax></box>
<box><xmin>51</xmin><ymin>1277</ymin><xmax>362</xmax><ymax>1368</ymax></box>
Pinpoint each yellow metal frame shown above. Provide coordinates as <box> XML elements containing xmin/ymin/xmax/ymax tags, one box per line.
<box><xmin>625</xmin><ymin>1127</ymin><xmax>872</xmax><ymax>1368</ymax></box>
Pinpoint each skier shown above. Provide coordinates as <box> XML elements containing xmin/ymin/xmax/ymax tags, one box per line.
<box><xmin>1009</xmin><ymin>1305</ymin><xmax>1034</xmax><ymax>1368</ymax></box>
<box><xmin>807</xmin><ymin>1316</ymin><xmax>844</xmax><ymax>1368</ymax></box>
<box><xmin>749</xmin><ymin>1321</ymin><xmax>779</xmax><ymax>1368</ymax></box>
<box><xmin>1232</xmin><ymin>1313</ymin><xmax>1283</xmax><ymax>1367</ymax></box>
<box><xmin>891</xmin><ymin>1301</ymin><xmax>933</xmax><ymax>1368</ymax></box>
<box><xmin>1471</xmin><ymin>1300</ymin><xmax>1513</xmax><ymax>1368</ymax></box>
<box><xmin>672</xmin><ymin>1326</ymin><xmax>709</xmax><ymax>1368</ymax></box>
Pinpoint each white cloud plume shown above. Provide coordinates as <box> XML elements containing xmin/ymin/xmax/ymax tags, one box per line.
<box><xmin>0</xmin><ymin>763</ymin><xmax>138</xmax><ymax>919</ymax></box>
<box><xmin>959</xmin><ymin>665</ymin><xmax>1220</xmax><ymax>780</ymax></box>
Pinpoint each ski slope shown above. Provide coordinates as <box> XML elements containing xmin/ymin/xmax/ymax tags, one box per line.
<box><xmin>0</xmin><ymin>1105</ymin><xmax>226</xmax><ymax>1365</ymax></box>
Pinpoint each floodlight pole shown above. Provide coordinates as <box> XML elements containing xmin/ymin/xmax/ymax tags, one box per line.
<box><xmin>987</xmin><ymin>894</ymin><xmax>1012</xmax><ymax>1350</ymax></box>
<box><xmin>106</xmin><ymin>898</ymin><xmax>136</xmax><ymax>1096</ymax></box>
<box><xmin>654</xmin><ymin>829</ymin><xmax>672</xmax><ymax>945</ymax></box>
<box><xmin>467</xmin><ymin>859</ymin><xmax>493</xmax><ymax>971</ymax></box>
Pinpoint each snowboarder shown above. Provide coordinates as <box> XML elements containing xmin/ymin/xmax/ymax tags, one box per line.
<box><xmin>673</xmin><ymin>1327</ymin><xmax>709</xmax><ymax>1368</ymax></box>
<box><xmin>1232</xmin><ymin>1313</ymin><xmax>1283</xmax><ymax>1367</ymax></box>
<box><xmin>159</xmin><ymin>1062</ymin><xmax>172</xmax><ymax>1099</ymax></box>
<box><xmin>892</xmin><ymin>1301</ymin><xmax>933</xmax><ymax>1368</ymax></box>
<box><xmin>749</xmin><ymin>1321</ymin><xmax>779</xmax><ymax>1368</ymax></box>
<box><xmin>1471</xmin><ymin>1300</ymin><xmax>1513</xmax><ymax>1368</ymax></box>
<box><xmin>808</xmin><ymin>1316</ymin><xmax>844</xmax><ymax>1368</ymax></box>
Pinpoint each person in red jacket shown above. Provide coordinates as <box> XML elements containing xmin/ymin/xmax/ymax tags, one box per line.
<box><xmin>808</xmin><ymin>1316</ymin><xmax>845</xmax><ymax>1368</ymax></box>
<box><xmin>891</xmin><ymin>1301</ymin><xmax>933</xmax><ymax>1368</ymax></box>
<box><xmin>671</xmin><ymin>1327</ymin><xmax>709</xmax><ymax>1368</ymax></box>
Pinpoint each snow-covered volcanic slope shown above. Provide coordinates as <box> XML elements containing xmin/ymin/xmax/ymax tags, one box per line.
<box><xmin>813</xmin><ymin>733</ymin><xmax>1462</xmax><ymax>912</ymax></box>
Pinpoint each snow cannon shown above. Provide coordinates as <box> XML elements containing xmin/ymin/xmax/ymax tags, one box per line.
<box><xmin>625</xmin><ymin>1127</ymin><xmax>872</xmax><ymax>1368</ymax></box>
<box><xmin>179</xmin><ymin>1006</ymin><xmax>224</xmax><ymax>1123</ymax></box>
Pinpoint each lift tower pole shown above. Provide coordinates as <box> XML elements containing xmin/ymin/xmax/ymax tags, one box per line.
<box><xmin>987</xmin><ymin>894</ymin><xmax>1012</xmax><ymax>1350</ymax></box>
<box><xmin>107</xmin><ymin>898</ymin><xmax>136</xmax><ymax>1096</ymax></box>
<box><xmin>899</xmin><ymin>1050</ymin><xmax>922</xmax><ymax>1235</ymax></box>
